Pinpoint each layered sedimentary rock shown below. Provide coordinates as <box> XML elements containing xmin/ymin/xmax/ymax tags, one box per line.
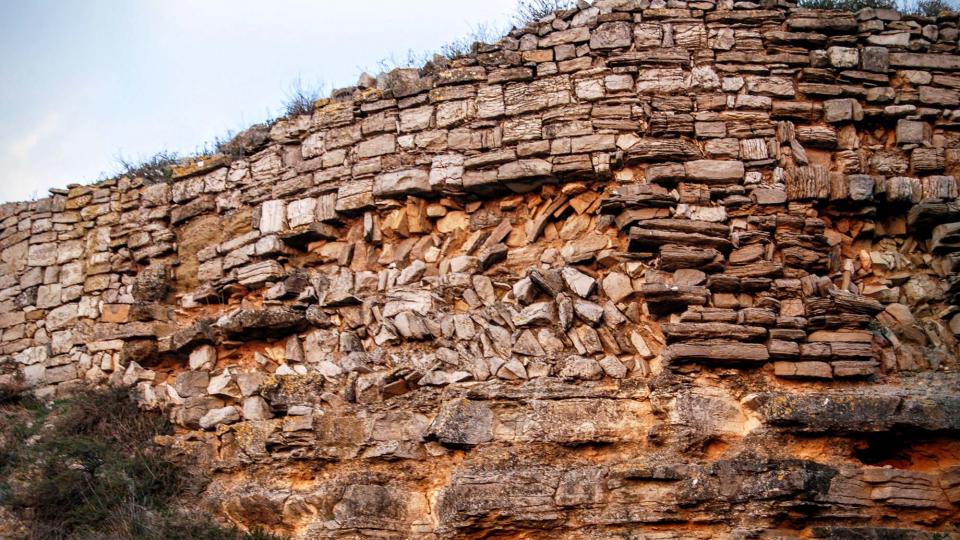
<box><xmin>2</xmin><ymin>0</ymin><xmax>960</xmax><ymax>537</ymax></box>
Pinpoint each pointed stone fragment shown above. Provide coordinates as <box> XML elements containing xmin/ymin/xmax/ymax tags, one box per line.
<box><xmin>513</xmin><ymin>277</ymin><xmax>538</xmax><ymax>305</ymax></box>
<box><xmin>513</xmin><ymin>329</ymin><xmax>546</xmax><ymax>356</ymax></box>
<box><xmin>599</xmin><ymin>356</ymin><xmax>627</xmax><ymax>379</ymax></box>
<box><xmin>557</xmin><ymin>293</ymin><xmax>574</xmax><ymax>331</ymax></box>
<box><xmin>561</xmin><ymin>267</ymin><xmax>597</xmax><ymax>298</ymax></box>
<box><xmin>498</xmin><ymin>358</ymin><xmax>528</xmax><ymax>380</ymax></box>
<box><xmin>602</xmin><ymin>272</ymin><xmax>634</xmax><ymax>303</ymax></box>
<box><xmin>574</xmin><ymin>299</ymin><xmax>604</xmax><ymax>326</ymax></box>
<box><xmin>513</xmin><ymin>302</ymin><xmax>557</xmax><ymax>327</ymax></box>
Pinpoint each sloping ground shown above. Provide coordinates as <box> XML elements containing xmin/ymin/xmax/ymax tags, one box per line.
<box><xmin>2</xmin><ymin>0</ymin><xmax>960</xmax><ymax>537</ymax></box>
<box><xmin>0</xmin><ymin>388</ymin><xmax>282</xmax><ymax>539</ymax></box>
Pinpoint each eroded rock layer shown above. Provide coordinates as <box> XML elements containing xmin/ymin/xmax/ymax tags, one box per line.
<box><xmin>2</xmin><ymin>0</ymin><xmax>960</xmax><ymax>537</ymax></box>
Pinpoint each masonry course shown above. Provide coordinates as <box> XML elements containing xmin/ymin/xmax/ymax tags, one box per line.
<box><xmin>2</xmin><ymin>0</ymin><xmax>960</xmax><ymax>537</ymax></box>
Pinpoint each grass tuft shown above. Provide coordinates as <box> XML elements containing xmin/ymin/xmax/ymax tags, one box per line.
<box><xmin>797</xmin><ymin>0</ymin><xmax>959</xmax><ymax>14</ymax></box>
<box><xmin>513</xmin><ymin>0</ymin><xmax>577</xmax><ymax>26</ymax></box>
<box><xmin>213</xmin><ymin>123</ymin><xmax>273</xmax><ymax>161</ymax></box>
<box><xmin>282</xmin><ymin>77</ymin><xmax>325</xmax><ymax>117</ymax></box>
<box><xmin>439</xmin><ymin>23</ymin><xmax>505</xmax><ymax>60</ymax></box>
<box><xmin>116</xmin><ymin>151</ymin><xmax>180</xmax><ymax>185</ymax></box>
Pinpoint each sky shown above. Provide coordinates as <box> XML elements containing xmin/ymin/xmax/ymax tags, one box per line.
<box><xmin>0</xmin><ymin>0</ymin><xmax>522</xmax><ymax>203</ymax></box>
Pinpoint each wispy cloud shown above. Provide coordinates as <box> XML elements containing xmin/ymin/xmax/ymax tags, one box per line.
<box><xmin>7</xmin><ymin>112</ymin><xmax>60</xmax><ymax>159</ymax></box>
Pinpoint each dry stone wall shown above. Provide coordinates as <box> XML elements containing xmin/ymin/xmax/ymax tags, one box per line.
<box><xmin>2</xmin><ymin>0</ymin><xmax>960</xmax><ymax>537</ymax></box>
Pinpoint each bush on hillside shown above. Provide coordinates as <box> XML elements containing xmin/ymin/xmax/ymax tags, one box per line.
<box><xmin>0</xmin><ymin>386</ymin><xmax>281</xmax><ymax>540</ymax></box>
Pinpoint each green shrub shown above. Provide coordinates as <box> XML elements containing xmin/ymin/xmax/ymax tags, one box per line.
<box><xmin>0</xmin><ymin>388</ymin><xmax>282</xmax><ymax>540</ymax></box>
<box><xmin>0</xmin><ymin>381</ymin><xmax>28</xmax><ymax>406</ymax></box>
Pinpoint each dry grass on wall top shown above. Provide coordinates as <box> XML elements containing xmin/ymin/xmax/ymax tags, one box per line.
<box><xmin>797</xmin><ymin>0</ymin><xmax>959</xmax><ymax>14</ymax></box>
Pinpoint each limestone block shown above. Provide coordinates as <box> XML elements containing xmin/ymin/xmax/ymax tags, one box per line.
<box><xmin>259</xmin><ymin>200</ymin><xmax>288</xmax><ymax>234</ymax></box>
<box><xmin>861</xmin><ymin>46</ymin><xmax>889</xmax><ymax>72</ymax></box>
<box><xmin>399</xmin><ymin>106</ymin><xmax>433</xmax><ymax>132</ymax></box>
<box><xmin>286</xmin><ymin>198</ymin><xmax>317</xmax><ymax>229</ymax></box>
<box><xmin>374</xmin><ymin>169</ymin><xmax>431</xmax><ymax>198</ymax></box>
<box><xmin>356</xmin><ymin>133</ymin><xmax>396</xmax><ymax>158</ymax></box>
<box><xmin>827</xmin><ymin>46</ymin><xmax>859</xmax><ymax>68</ymax></box>
<box><xmin>199</xmin><ymin>406</ymin><xmax>240</xmax><ymax>430</ymax></box>
<box><xmin>539</xmin><ymin>27</ymin><xmax>590</xmax><ymax>47</ymax></box>
<box><xmin>175</xmin><ymin>370</ymin><xmax>210</xmax><ymax>398</ymax></box>
<box><xmin>684</xmin><ymin>160</ymin><xmax>745</xmax><ymax>184</ymax></box>
<box><xmin>242</xmin><ymin>396</ymin><xmax>272</xmax><ymax>420</ymax></box>
<box><xmin>590</xmin><ymin>21</ymin><xmax>632</xmax><ymax>49</ymax></box>
<box><xmin>190</xmin><ymin>344</ymin><xmax>217</xmax><ymax>371</ymax></box>
<box><xmin>429</xmin><ymin>154</ymin><xmax>465</xmax><ymax>190</ymax></box>
<box><xmin>824</xmin><ymin>99</ymin><xmax>863</xmax><ymax>123</ymax></box>
<box><xmin>27</xmin><ymin>243</ymin><xmax>57</xmax><ymax>267</ymax></box>
<box><xmin>602</xmin><ymin>272</ymin><xmax>633</xmax><ymax>303</ymax></box>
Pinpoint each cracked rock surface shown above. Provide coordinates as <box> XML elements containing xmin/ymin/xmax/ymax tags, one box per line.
<box><xmin>3</xmin><ymin>0</ymin><xmax>960</xmax><ymax>537</ymax></box>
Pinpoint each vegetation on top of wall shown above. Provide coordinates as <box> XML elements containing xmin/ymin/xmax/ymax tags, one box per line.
<box><xmin>84</xmin><ymin>0</ymin><xmax>956</xmax><ymax>193</ymax></box>
<box><xmin>109</xmin><ymin>0</ymin><xmax>577</xmax><ymax>182</ymax></box>
<box><xmin>797</xmin><ymin>0</ymin><xmax>958</xmax><ymax>15</ymax></box>
<box><xmin>116</xmin><ymin>151</ymin><xmax>180</xmax><ymax>186</ymax></box>
<box><xmin>909</xmin><ymin>0</ymin><xmax>960</xmax><ymax>15</ymax></box>
<box><xmin>214</xmin><ymin>123</ymin><xmax>275</xmax><ymax>161</ymax></box>
<box><xmin>0</xmin><ymin>386</ymin><xmax>282</xmax><ymax>540</ymax></box>
<box><xmin>371</xmin><ymin>0</ymin><xmax>577</xmax><ymax>72</ymax></box>
<box><xmin>513</xmin><ymin>0</ymin><xmax>578</xmax><ymax>26</ymax></box>
<box><xmin>438</xmin><ymin>23</ymin><xmax>506</xmax><ymax>60</ymax></box>
<box><xmin>797</xmin><ymin>0</ymin><xmax>893</xmax><ymax>9</ymax></box>
<box><xmin>282</xmin><ymin>77</ymin><xmax>326</xmax><ymax>117</ymax></box>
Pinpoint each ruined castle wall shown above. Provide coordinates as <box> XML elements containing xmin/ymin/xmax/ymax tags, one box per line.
<box><xmin>2</xmin><ymin>1</ymin><xmax>960</xmax><ymax>537</ymax></box>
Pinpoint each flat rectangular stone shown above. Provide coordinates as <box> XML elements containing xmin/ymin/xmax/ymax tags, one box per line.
<box><xmin>920</xmin><ymin>86</ymin><xmax>960</xmax><ymax>107</ymax></box>
<box><xmin>538</xmin><ymin>27</ymin><xmax>590</xmax><ymax>47</ymax></box>
<box><xmin>808</xmin><ymin>330</ymin><xmax>873</xmax><ymax>343</ymax></box>
<box><xmin>373</xmin><ymin>168</ymin><xmax>431</xmax><ymax>198</ymax></box>
<box><xmin>504</xmin><ymin>76</ymin><xmax>572</xmax><ymax>116</ymax></box>
<box><xmin>752</xmin><ymin>187</ymin><xmax>787</xmax><ymax>205</ymax></box>
<box><xmin>435</xmin><ymin>66</ymin><xmax>487</xmax><ymax>86</ymax></box>
<box><xmin>497</xmin><ymin>159</ymin><xmax>552</xmax><ymax>181</ymax></box>
<box><xmin>683</xmin><ymin>160</ymin><xmax>744</xmax><ymax>184</ymax></box>
<box><xmin>335</xmin><ymin>178</ymin><xmax>374</xmax><ymax>213</ymax></box>
<box><xmin>832</xmin><ymin>360</ymin><xmax>879</xmax><ymax>378</ymax></box>
<box><xmin>664</xmin><ymin>342</ymin><xmax>770</xmax><ymax>363</ymax></box>
<box><xmin>356</xmin><ymin>133</ymin><xmax>396</xmax><ymax>158</ymax></box>
<box><xmin>890</xmin><ymin>52</ymin><xmax>960</xmax><ymax>71</ymax></box>
<box><xmin>570</xmin><ymin>134</ymin><xmax>616</xmax><ymax>153</ymax></box>
<box><xmin>774</xmin><ymin>361</ymin><xmax>833</xmax><ymax>379</ymax></box>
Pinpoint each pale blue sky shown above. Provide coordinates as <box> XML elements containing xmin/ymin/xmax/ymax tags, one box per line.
<box><xmin>0</xmin><ymin>0</ymin><xmax>520</xmax><ymax>203</ymax></box>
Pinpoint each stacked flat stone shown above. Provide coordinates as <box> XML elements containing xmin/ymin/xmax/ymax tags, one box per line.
<box><xmin>1</xmin><ymin>0</ymin><xmax>960</xmax><ymax>537</ymax></box>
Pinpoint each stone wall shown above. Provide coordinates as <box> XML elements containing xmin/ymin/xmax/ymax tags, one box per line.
<box><xmin>2</xmin><ymin>0</ymin><xmax>960</xmax><ymax>537</ymax></box>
